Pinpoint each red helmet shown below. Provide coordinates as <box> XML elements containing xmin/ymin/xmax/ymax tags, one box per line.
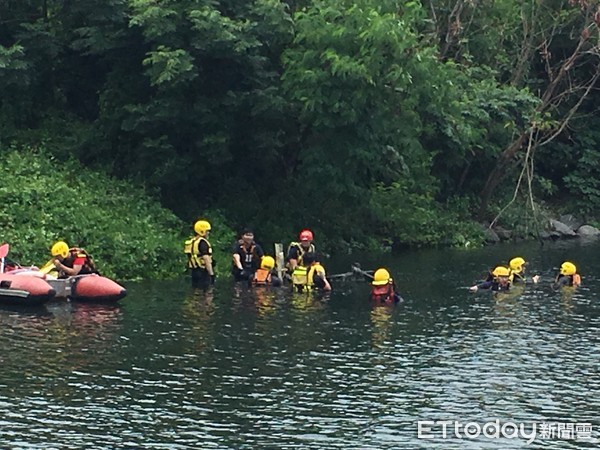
<box><xmin>299</xmin><ymin>229</ymin><xmax>314</xmax><ymax>241</ymax></box>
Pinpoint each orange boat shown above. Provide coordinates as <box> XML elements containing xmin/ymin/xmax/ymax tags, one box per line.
<box><xmin>0</xmin><ymin>273</ymin><xmax>56</xmax><ymax>306</ymax></box>
<box><xmin>0</xmin><ymin>243</ymin><xmax>125</xmax><ymax>303</ymax></box>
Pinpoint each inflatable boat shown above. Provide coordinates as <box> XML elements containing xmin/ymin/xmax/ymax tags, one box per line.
<box><xmin>0</xmin><ymin>273</ymin><xmax>56</xmax><ymax>306</ymax></box>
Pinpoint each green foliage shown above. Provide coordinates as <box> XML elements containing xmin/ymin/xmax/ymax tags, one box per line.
<box><xmin>0</xmin><ymin>145</ymin><xmax>231</xmax><ymax>280</ymax></box>
<box><xmin>535</xmin><ymin>117</ymin><xmax>600</xmax><ymax>219</ymax></box>
<box><xmin>142</xmin><ymin>46</ymin><xmax>196</xmax><ymax>86</ymax></box>
<box><xmin>2</xmin><ymin>0</ymin><xmax>600</xmax><ymax>257</ymax></box>
<box><xmin>0</xmin><ymin>44</ymin><xmax>30</xmax><ymax>83</ymax></box>
<box><xmin>371</xmin><ymin>182</ymin><xmax>484</xmax><ymax>248</ymax></box>
<box><xmin>279</xmin><ymin>0</ymin><xmax>447</xmax><ymax>241</ymax></box>
<box><xmin>561</xmin><ymin>146</ymin><xmax>600</xmax><ymax>217</ymax></box>
<box><xmin>431</xmin><ymin>65</ymin><xmax>540</xmax><ymax>196</ymax></box>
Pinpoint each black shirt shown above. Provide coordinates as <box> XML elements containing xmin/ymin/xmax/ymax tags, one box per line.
<box><xmin>232</xmin><ymin>241</ymin><xmax>264</xmax><ymax>272</ymax></box>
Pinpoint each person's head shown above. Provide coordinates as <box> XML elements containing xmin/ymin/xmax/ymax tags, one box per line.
<box><xmin>260</xmin><ymin>255</ymin><xmax>275</xmax><ymax>270</ymax></box>
<box><xmin>299</xmin><ymin>229</ymin><xmax>313</xmax><ymax>248</ymax></box>
<box><xmin>51</xmin><ymin>241</ymin><xmax>69</xmax><ymax>261</ymax></box>
<box><xmin>302</xmin><ymin>252</ymin><xmax>317</xmax><ymax>266</ymax></box>
<box><xmin>194</xmin><ymin>220</ymin><xmax>211</xmax><ymax>237</ymax></box>
<box><xmin>509</xmin><ymin>257</ymin><xmax>526</xmax><ymax>274</ymax></box>
<box><xmin>492</xmin><ymin>266</ymin><xmax>511</xmax><ymax>286</ymax></box>
<box><xmin>372</xmin><ymin>268</ymin><xmax>392</xmax><ymax>287</ymax></box>
<box><xmin>240</xmin><ymin>228</ymin><xmax>254</xmax><ymax>245</ymax></box>
<box><xmin>560</xmin><ymin>261</ymin><xmax>577</xmax><ymax>276</ymax></box>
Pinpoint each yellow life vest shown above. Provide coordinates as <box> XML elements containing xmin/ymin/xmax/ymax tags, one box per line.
<box><xmin>510</xmin><ymin>271</ymin><xmax>525</xmax><ymax>283</ymax></box>
<box><xmin>308</xmin><ymin>263</ymin><xmax>326</xmax><ymax>287</ymax></box>
<box><xmin>293</xmin><ymin>263</ymin><xmax>326</xmax><ymax>292</ymax></box>
<box><xmin>184</xmin><ymin>236</ymin><xmax>212</xmax><ymax>269</ymax></box>
<box><xmin>287</xmin><ymin>242</ymin><xmax>315</xmax><ymax>267</ymax></box>
<box><xmin>292</xmin><ymin>265</ymin><xmax>308</xmax><ymax>287</ymax></box>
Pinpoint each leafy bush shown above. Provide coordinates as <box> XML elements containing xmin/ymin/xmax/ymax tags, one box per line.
<box><xmin>370</xmin><ymin>182</ymin><xmax>485</xmax><ymax>249</ymax></box>
<box><xmin>0</xmin><ymin>145</ymin><xmax>234</xmax><ymax>280</ymax></box>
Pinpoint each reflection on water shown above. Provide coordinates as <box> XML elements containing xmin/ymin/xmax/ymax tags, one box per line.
<box><xmin>0</xmin><ymin>240</ymin><xmax>598</xmax><ymax>448</ymax></box>
<box><xmin>370</xmin><ymin>304</ymin><xmax>395</xmax><ymax>349</ymax></box>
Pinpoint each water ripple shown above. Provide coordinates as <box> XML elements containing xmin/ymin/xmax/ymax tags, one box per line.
<box><xmin>0</xmin><ymin>244</ymin><xmax>598</xmax><ymax>448</ymax></box>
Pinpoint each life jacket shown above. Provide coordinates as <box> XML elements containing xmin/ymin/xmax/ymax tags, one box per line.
<box><xmin>237</xmin><ymin>242</ymin><xmax>259</xmax><ymax>270</ymax></box>
<box><xmin>371</xmin><ymin>284</ymin><xmax>395</xmax><ymax>303</ymax></box>
<box><xmin>510</xmin><ymin>271</ymin><xmax>525</xmax><ymax>284</ymax></box>
<box><xmin>293</xmin><ymin>263</ymin><xmax>326</xmax><ymax>292</ymax></box>
<box><xmin>286</xmin><ymin>242</ymin><xmax>315</xmax><ymax>267</ymax></box>
<box><xmin>308</xmin><ymin>263</ymin><xmax>326</xmax><ymax>288</ymax></box>
<box><xmin>63</xmin><ymin>247</ymin><xmax>98</xmax><ymax>275</ymax></box>
<box><xmin>252</xmin><ymin>268</ymin><xmax>272</xmax><ymax>286</ymax></box>
<box><xmin>184</xmin><ymin>236</ymin><xmax>211</xmax><ymax>269</ymax></box>
<box><xmin>292</xmin><ymin>265</ymin><xmax>308</xmax><ymax>289</ymax></box>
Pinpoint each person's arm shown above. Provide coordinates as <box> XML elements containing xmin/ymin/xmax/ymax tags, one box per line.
<box><xmin>469</xmin><ymin>280</ymin><xmax>493</xmax><ymax>292</ymax></box>
<box><xmin>322</xmin><ymin>276</ymin><xmax>332</xmax><ymax>291</ymax></box>
<box><xmin>287</xmin><ymin>247</ymin><xmax>299</xmax><ymax>270</ymax></box>
<box><xmin>553</xmin><ymin>275</ymin><xmax>571</xmax><ymax>289</ymax></box>
<box><xmin>317</xmin><ymin>268</ymin><xmax>332</xmax><ymax>291</ymax></box>
<box><xmin>203</xmin><ymin>255</ymin><xmax>214</xmax><ymax>276</ymax></box>
<box><xmin>55</xmin><ymin>261</ymin><xmax>82</xmax><ymax>276</ymax></box>
<box><xmin>232</xmin><ymin>253</ymin><xmax>243</xmax><ymax>271</ymax></box>
<box><xmin>231</xmin><ymin>243</ymin><xmax>244</xmax><ymax>271</ymax></box>
<box><xmin>54</xmin><ymin>257</ymin><xmax>84</xmax><ymax>276</ymax></box>
<box><xmin>199</xmin><ymin>241</ymin><xmax>214</xmax><ymax>276</ymax></box>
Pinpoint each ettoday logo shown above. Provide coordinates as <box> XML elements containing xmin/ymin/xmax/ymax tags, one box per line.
<box><xmin>417</xmin><ymin>420</ymin><xmax>594</xmax><ymax>444</ymax></box>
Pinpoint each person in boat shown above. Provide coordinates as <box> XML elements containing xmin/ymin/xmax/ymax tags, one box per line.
<box><xmin>51</xmin><ymin>241</ymin><xmax>99</xmax><ymax>279</ymax></box>
<box><xmin>469</xmin><ymin>266</ymin><xmax>512</xmax><ymax>292</ymax></box>
<box><xmin>286</xmin><ymin>229</ymin><xmax>316</xmax><ymax>272</ymax></box>
<box><xmin>184</xmin><ymin>219</ymin><xmax>215</xmax><ymax>289</ymax></box>
<box><xmin>250</xmin><ymin>256</ymin><xmax>282</xmax><ymax>287</ymax></box>
<box><xmin>370</xmin><ymin>268</ymin><xmax>402</xmax><ymax>303</ymax></box>
<box><xmin>291</xmin><ymin>252</ymin><xmax>331</xmax><ymax>293</ymax></box>
<box><xmin>553</xmin><ymin>261</ymin><xmax>581</xmax><ymax>289</ymax></box>
<box><xmin>508</xmin><ymin>256</ymin><xmax>540</xmax><ymax>284</ymax></box>
<box><xmin>231</xmin><ymin>228</ymin><xmax>264</xmax><ymax>282</ymax></box>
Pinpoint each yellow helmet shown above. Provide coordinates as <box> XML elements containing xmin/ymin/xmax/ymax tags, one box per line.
<box><xmin>261</xmin><ymin>256</ymin><xmax>275</xmax><ymax>270</ymax></box>
<box><xmin>372</xmin><ymin>268</ymin><xmax>391</xmax><ymax>286</ymax></box>
<box><xmin>509</xmin><ymin>257</ymin><xmax>526</xmax><ymax>273</ymax></box>
<box><xmin>560</xmin><ymin>261</ymin><xmax>577</xmax><ymax>276</ymax></box>
<box><xmin>492</xmin><ymin>266</ymin><xmax>510</xmax><ymax>277</ymax></box>
<box><xmin>194</xmin><ymin>220</ymin><xmax>211</xmax><ymax>236</ymax></box>
<box><xmin>51</xmin><ymin>241</ymin><xmax>69</xmax><ymax>258</ymax></box>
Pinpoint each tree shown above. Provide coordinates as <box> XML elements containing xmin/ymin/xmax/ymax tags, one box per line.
<box><xmin>477</xmin><ymin>0</ymin><xmax>600</xmax><ymax>218</ymax></box>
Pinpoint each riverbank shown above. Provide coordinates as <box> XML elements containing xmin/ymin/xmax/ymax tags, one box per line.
<box><xmin>483</xmin><ymin>214</ymin><xmax>600</xmax><ymax>245</ymax></box>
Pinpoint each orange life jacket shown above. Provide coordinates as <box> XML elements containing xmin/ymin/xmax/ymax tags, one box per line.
<box><xmin>64</xmin><ymin>247</ymin><xmax>98</xmax><ymax>275</ymax></box>
<box><xmin>252</xmin><ymin>268</ymin><xmax>272</xmax><ymax>286</ymax></box>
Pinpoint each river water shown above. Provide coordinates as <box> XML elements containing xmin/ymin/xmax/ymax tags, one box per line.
<box><xmin>0</xmin><ymin>239</ymin><xmax>598</xmax><ymax>449</ymax></box>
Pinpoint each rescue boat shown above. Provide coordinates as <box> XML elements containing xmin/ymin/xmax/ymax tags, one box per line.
<box><xmin>0</xmin><ymin>273</ymin><xmax>56</xmax><ymax>306</ymax></box>
<box><xmin>0</xmin><ymin>243</ymin><xmax>124</xmax><ymax>304</ymax></box>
